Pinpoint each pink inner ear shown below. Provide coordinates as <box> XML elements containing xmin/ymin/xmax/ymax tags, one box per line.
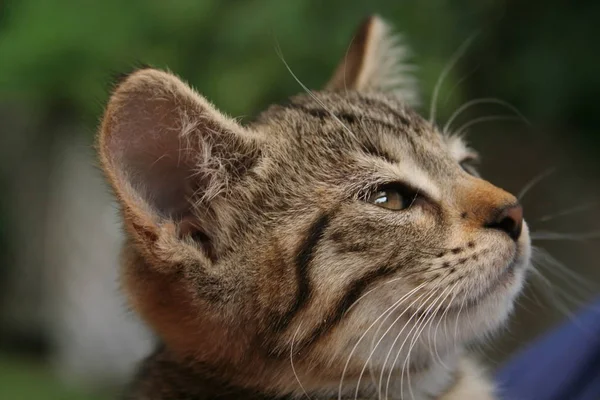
<box><xmin>104</xmin><ymin>83</ymin><xmax>200</xmax><ymax>219</ymax></box>
<box><xmin>102</xmin><ymin>69</ymin><xmax>259</xmax><ymax>233</ymax></box>
<box><xmin>124</xmin><ymin>130</ymin><xmax>196</xmax><ymax>218</ymax></box>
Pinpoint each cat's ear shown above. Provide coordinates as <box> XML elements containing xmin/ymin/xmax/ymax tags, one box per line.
<box><xmin>98</xmin><ymin>68</ymin><xmax>261</xmax><ymax>268</ymax></box>
<box><xmin>325</xmin><ymin>15</ymin><xmax>420</xmax><ymax>106</ymax></box>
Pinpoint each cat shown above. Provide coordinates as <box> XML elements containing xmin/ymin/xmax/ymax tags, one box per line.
<box><xmin>97</xmin><ymin>15</ymin><xmax>531</xmax><ymax>400</ymax></box>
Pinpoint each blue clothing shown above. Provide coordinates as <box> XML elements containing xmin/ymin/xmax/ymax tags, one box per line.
<box><xmin>497</xmin><ymin>297</ymin><xmax>600</xmax><ymax>400</ymax></box>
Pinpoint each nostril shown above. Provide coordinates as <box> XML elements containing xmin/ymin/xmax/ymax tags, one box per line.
<box><xmin>485</xmin><ymin>204</ymin><xmax>523</xmax><ymax>241</ymax></box>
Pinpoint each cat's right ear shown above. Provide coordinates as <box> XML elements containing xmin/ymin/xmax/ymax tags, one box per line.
<box><xmin>325</xmin><ymin>15</ymin><xmax>420</xmax><ymax>106</ymax></box>
<box><xmin>98</xmin><ymin>68</ymin><xmax>261</xmax><ymax>269</ymax></box>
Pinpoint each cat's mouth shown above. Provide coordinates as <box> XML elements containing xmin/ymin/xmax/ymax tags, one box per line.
<box><xmin>460</xmin><ymin>262</ymin><xmax>517</xmax><ymax>309</ymax></box>
<box><xmin>414</xmin><ymin>254</ymin><xmax>524</xmax><ymax>319</ymax></box>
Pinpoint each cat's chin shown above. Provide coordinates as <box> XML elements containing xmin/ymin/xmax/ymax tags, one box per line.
<box><xmin>430</xmin><ymin>242</ymin><xmax>531</xmax><ymax>350</ymax></box>
<box><xmin>458</xmin><ymin>253</ymin><xmax>528</xmax><ymax>314</ymax></box>
<box><xmin>423</xmin><ymin>225</ymin><xmax>531</xmax><ymax>333</ymax></box>
<box><xmin>348</xmin><ymin>263</ymin><xmax>527</xmax><ymax>375</ymax></box>
<box><xmin>347</xmin><ymin>241</ymin><xmax>531</xmax><ymax>377</ymax></box>
<box><xmin>451</xmin><ymin>256</ymin><xmax>529</xmax><ymax>346</ymax></box>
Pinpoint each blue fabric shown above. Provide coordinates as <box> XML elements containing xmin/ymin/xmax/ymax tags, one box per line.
<box><xmin>497</xmin><ymin>297</ymin><xmax>600</xmax><ymax>400</ymax></box>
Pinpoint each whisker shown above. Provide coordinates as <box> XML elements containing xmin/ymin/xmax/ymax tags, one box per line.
<box><xmin>454</xmin><ymin>115</ymin><xmax>523</xmax><ymax>136</ymax></box>
<box><xmin>378</xmin><ymin>283</ymin><xmax>449</xmax><ymax>399</ymax></box>
<box><xmin>533</xmin><ymin>201</ymin><xmax>599</xmax><ymax>223</ymax></box>
<box><xmin>275</xmin><ymin>44</ymin><xmax>358</xmax><ymax>141</ymax></box>
<box><xmin>345</xmin><ymin>277</ymin><xmax>403</xmax><ymax>315</ymax></box>
<box><xmin>443</xmin><ymin>98</ymin><xmax>531</xmax><ymax>134</ymax></box>
<box><xmin>529</xmin><ymin>268</ymin><xmax>594</xmax><ymax>331</ymax></box>
<box><xmin>370</xmin><ymin>289</ymin><xmax>439</xmax><ymax>400</ymax></box>
<box><xmin>531</xmin><ymin>230</ymin><xmax>600</xmax><ymax>241</ymax></box>
<box><xmin>337</xmin><ymin>282</ymin><xmax>427</xmax><ymax>400</ymax></box>
<box><xmin>378</xmin><ymin>305</ymin><xmax>430</xmax><ymax>400</ymax></box>
<box><xmin>514</xmin><ymin>288</ymin><xmax>543</xmax><ymax>314</ymax></box>
<box><xmin>412</xmin><ymin>249</ymin><xmax>444</xmax><ymax>257</ymax></box>
<box><xmin>463</xmin><ymin>293</ymin><xmax>476</xmax><ymax>340</ymax></box>
<box><xmin>452</xmin><ymin>296</ymin><xmax>467</xmax><ymax>353</ymax></box>
<box><xmin>341</xmin><ymin>30</ymin><xmax>360</xmax><ymax>96</ymax></box>
<box><xmin>290</xmin><ymin>323</ymin><xmax>313</xmax><ymax>400</ymax></box>
<box><xmin>432</xmin><ymin>283</ymin><xmax>461</xmax><ymax>368</ymax></box>
<box><xmin>531</xmin><ymin>247</ymin><xmax>598</xmax><ymax>295</ymax></box>
<box><xmin>429</xmin><ymin>32</ymin><xmax>480</xmax><ymax>124</ymax></box>
<box><xmin>530</xmin><ymin>257</ymin><xmax>600</xmax><ymax>324</ymax></box>
<box><xmin>517</xmin><ymin>167</ymin><xmax>557</xmax><ymax>201</ymax></box>
<box><xmin>397</xmin><ymin>286</ymin><xmax>453</xmax><ymax>400</ymax></box>
<box><xmin>442</xmin><ymin>64</ymin><xmax>482</xmax><ymax>109</ymax></box>
<box><xmin>404</xmin><ymin>263</ymin><xmax>460</xmax><ymax>279</ymax></box>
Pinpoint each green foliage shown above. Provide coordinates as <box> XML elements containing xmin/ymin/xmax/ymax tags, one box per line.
<box><xmin>0</xmin><ymin>0</ymin><xmax>482</xmax><ymax>125</ymax></box>
<box><xmin>1</xmin><ymin>0</ymin><xmax>599</xmax><ymax>146</ymax></box>
<box><xmin>0</xmin><ymin>356</ymin><xmax>109</xmax><ymax>400</ymax></box>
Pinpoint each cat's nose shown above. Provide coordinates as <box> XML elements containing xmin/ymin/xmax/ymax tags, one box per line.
<box><xmin>485</xmin><ymin>203</ymin><xmax>523</xmax><ymax>241</ymax></box>
<box><xmin>456</xmin><ymin>177</ymin><xmax>524</xmax><ymax>241</ymax></box>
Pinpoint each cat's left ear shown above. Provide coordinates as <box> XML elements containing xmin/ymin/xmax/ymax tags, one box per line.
<box><xmin>98</xmin><ymin>68</ymin><xmax>262</xmax><ymax>269</ymax></box>
<box><xmin>325</xmin><ymin>15</ymin><xmax>420</xmax><ymax>106</ymax></box>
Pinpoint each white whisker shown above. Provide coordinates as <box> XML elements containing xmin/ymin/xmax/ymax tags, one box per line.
<box><xmin>534</xmin><ymin>201</ymin><xmax>599</xmax><ymax>223</ymax></box>
<box><xmin>531</xmin><ymin>230</ymin><xmax>600</xmax><ymax>242</ymax></box>
<box><xmin>453</xmin><ymin>296</ymin><xmax>467</xmax><ymax>353</ymax></box>
<box><xmin>398</xmin><ymin>286</ymin><xmax>452</xmax><ymax>400</ymax></box>
<box><xmin>275</xmin><ymin>44</ymin><xmax>358</xmax><ymax>141</ymax></box>
<box><xmin>290</xmin><ymin>323</ymin><xmax>313</xmax><ymax>399</ymax></box>
<box><xmin>517</xmin><ymin>167</ymin><xmax>557</xmax><ymax>201</ymax></box>
<box><xmin>336</xmin><ymin>281</ymin><xmax>427</xmax><ymax>400</ymax></box>
<box><xmin>441</xmin><ymin>63</ymin><xmax>481</xmax><ymax>107</ymax></box>
<box><xmin>345</xmin><ymin>277</ymin><xmax>405</xmax><ymax>314</ymax></box>
<box><xmin>532</xmin><ymin>247</ymin><xmax>598</xmax><ymax>296</ymax></box>
<box><xmin>443</xmin><ymin>98</ymin><xmax>531</xmax><ymax>134</ymax></box>
<box><xmin>375</xmin><ymin>288</ymin><xmax>441</xmax><ymax>400</ymax></box>
<box><xmin>454</xmin><ymin>115</ymin><xmax>522</xmax><ymax>136</ymax></box>
<box><xmin>429</xmin><ymin>32</ymin><xmax>479</xmax><ymax>124</ymax></box>
<box><xmin>529</xmin><ymin>268</ymin><xmax>589</xmax><ymax>328</ymax></box>
<box><xmin>431</xmin><ymin>282</ymin><xmax>461</xmax><ymax>368</ymax></box>
<box><xmin>341</xmin><ymin>30</ymin><xmax>359</xmax><ymax>96</ymax></box>
<box><xmin>369</xmin><ymin>289</ymin><xmax>437</xmax><ymax>400</ymax></box>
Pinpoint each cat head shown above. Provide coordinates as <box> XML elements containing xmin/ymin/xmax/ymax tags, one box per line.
<box><xmin>98</xmin><ymin>15</ymin><xmax>530</xmax><ymax>396</ymax></box>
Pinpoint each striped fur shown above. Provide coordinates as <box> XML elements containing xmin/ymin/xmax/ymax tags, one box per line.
<box><xmin>98</xmin><ymin>16</ymin><xmax>530</xmax><ymax>400</ymax></box>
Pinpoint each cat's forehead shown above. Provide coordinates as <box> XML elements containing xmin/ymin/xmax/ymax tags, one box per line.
<box><xmin>255</xmin><ymin>91</ymin><xmax>462</xmax><ymax>176</ymax></box>
<box><xmin>258</xmin><ymin>91</ymin><xmax>440</xmax><ymax>145</ymax></box>
<box><xmin>265</xmin><ymin>91</ymin><xmax>431</xmax><ymax>133</ymax></box>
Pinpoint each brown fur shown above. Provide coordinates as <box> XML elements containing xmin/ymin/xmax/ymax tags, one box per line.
<box><xmin>97</xmin><ymin>15</ymin><xmax>531</xmax><ymax>400</ymax></box>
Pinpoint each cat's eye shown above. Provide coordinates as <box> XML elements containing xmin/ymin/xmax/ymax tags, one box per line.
<box><xmin>366</xmin><ymin>185</ymin><xmax>415</xmax><ymax>211</ymax></box>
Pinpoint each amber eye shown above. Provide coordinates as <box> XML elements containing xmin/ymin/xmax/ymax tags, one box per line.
<box><xmin>368</xmin><ymin>189</ymin><xmax>408</xmax><ymax>210</ymax></box>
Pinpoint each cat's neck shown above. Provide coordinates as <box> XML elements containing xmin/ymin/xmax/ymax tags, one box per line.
<box><xmin>127</xmin><ymin>346</ymin><xmax>465</xmax><ymax>400</ymax></box>
<box><xmin>334</xmin><ymin>352</ymin><xmax>461</xmax><ymax>400</ymax></box>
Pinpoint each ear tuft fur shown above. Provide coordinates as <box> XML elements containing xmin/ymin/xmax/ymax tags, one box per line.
<box><xmin>326</xmin><ymin>15</ymin><xmax>420</xmax><ymax>106</ymax></box>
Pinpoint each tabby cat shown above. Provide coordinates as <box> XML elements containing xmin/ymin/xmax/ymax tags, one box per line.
<box><xmin>97</xmin><ymin>15</ymin><xmax>531</xmax><ymax>400</ymax></box>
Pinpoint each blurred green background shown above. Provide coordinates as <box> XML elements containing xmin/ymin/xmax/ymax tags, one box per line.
<box><xmin>1</xmin><ymin>1</ymin><xmax>599</xmax><ymax>399</ymax></box>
